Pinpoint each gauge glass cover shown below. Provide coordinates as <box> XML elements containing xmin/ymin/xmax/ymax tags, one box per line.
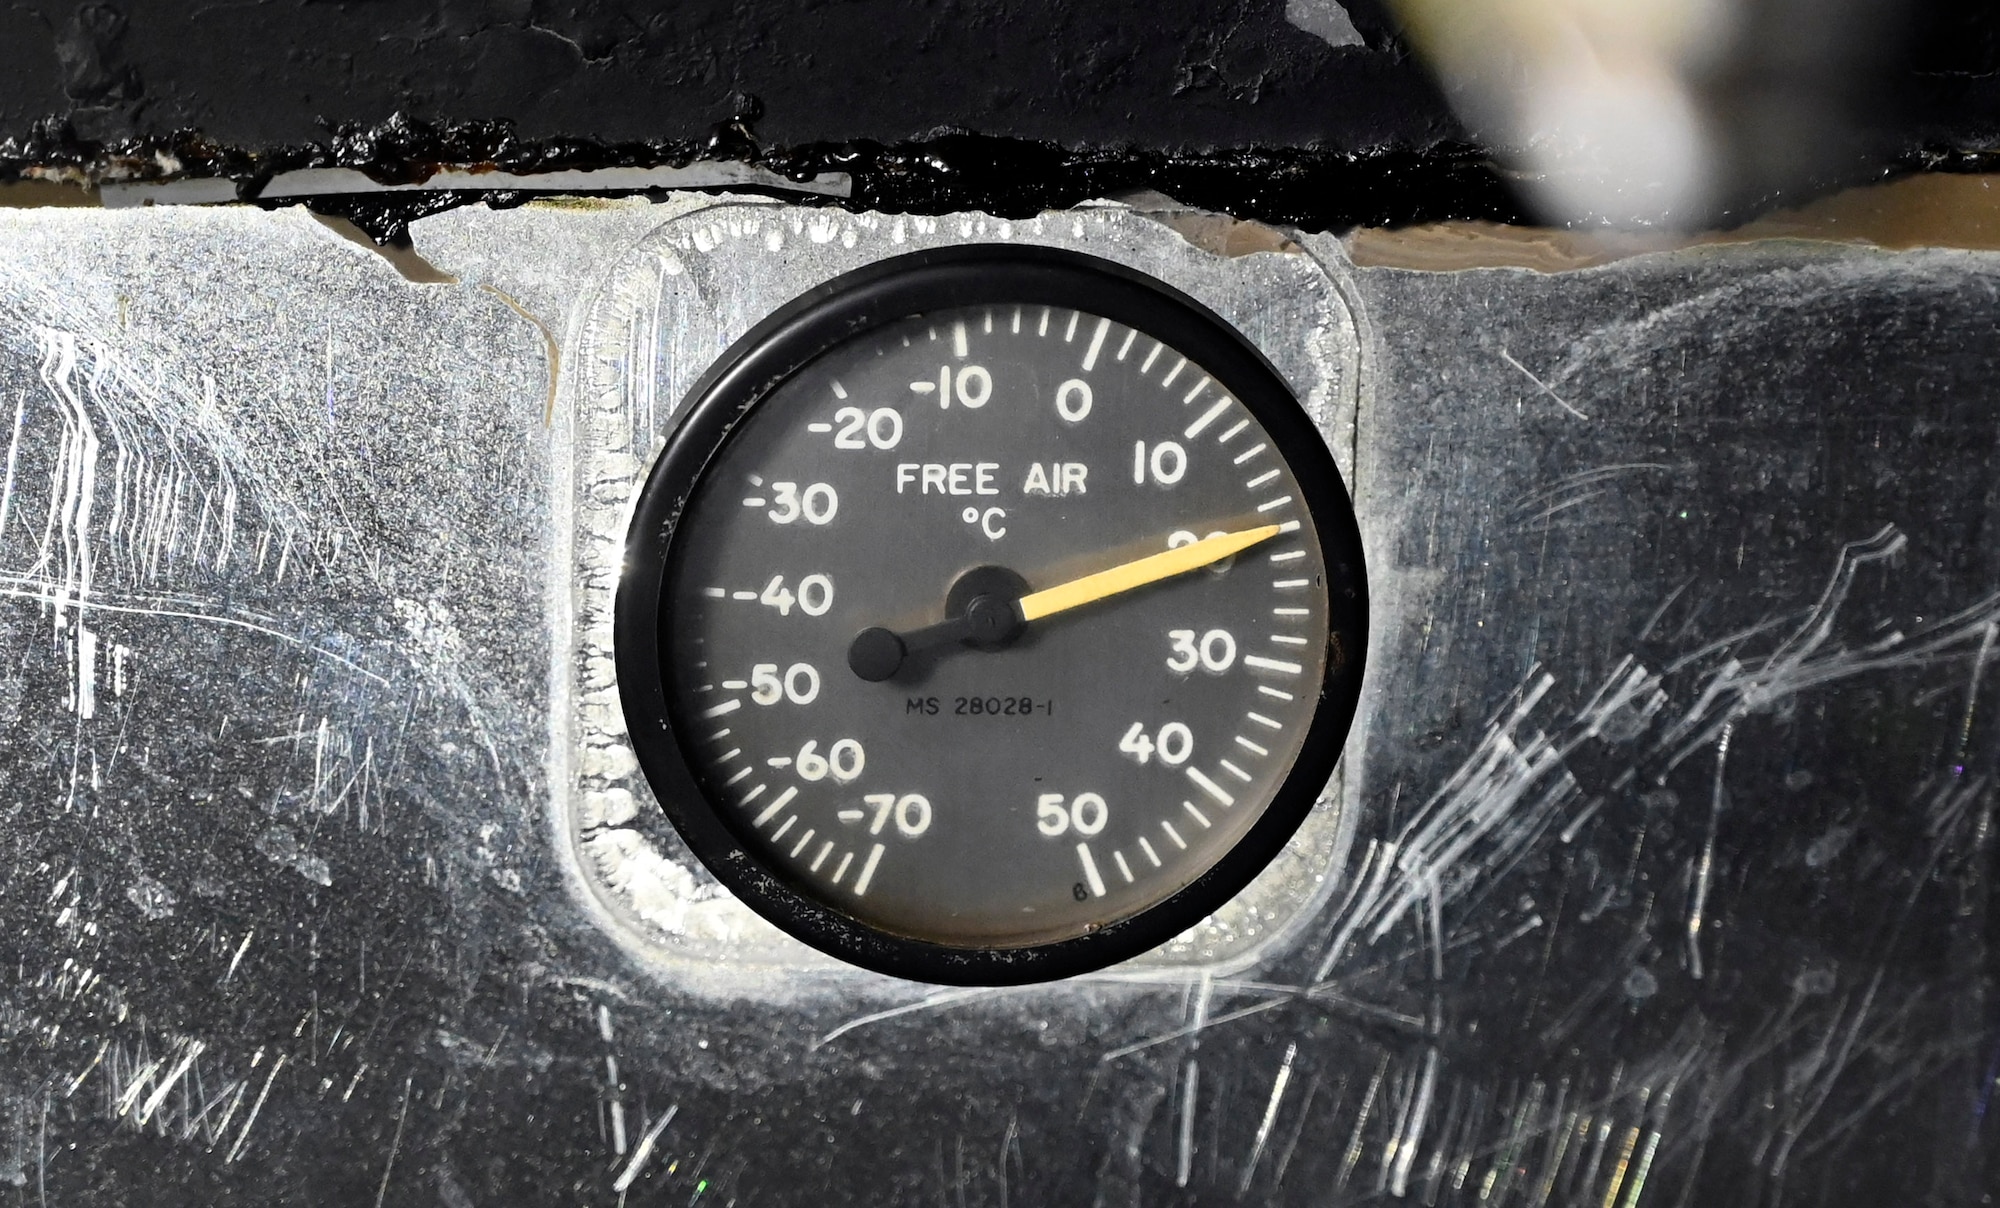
<box><xmin>616</xmin><ymin>247</ymin><xmax>1367</xmax><ymax>983</ymax></box>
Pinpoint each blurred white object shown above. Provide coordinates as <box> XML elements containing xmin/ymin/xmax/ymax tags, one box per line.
<box><xmin>1396</xmin><ymin>0</ymin><xmax>1897</xmax><ymax>228</ymax></box>
<box><xmin>1286</xmin><ymin>0</ymin><xmax>1369</xmax><ymax>47</ymax></box>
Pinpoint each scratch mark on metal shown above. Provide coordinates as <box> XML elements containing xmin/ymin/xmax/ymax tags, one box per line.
<box><xmin>478</xmin><ymin>284</ymin><xmax>562</xmax><ymax>426</ymax></box>
<box><xmin>1174</xmin><ymin>1059</ymin><xmax>1199</xmax><ymax>1188</ymax></box>
<box><xmin>1638</xmin><ymin>577</ymin><xmax>1694</xmax><ymax>641</ymax></box>
<box><xmin>1386</xmin><ymin>1047</ymin><xmax>1438</xmax><ymax>1197</ymax></box>
<box><xmin>1236</xmin><ymin>1042</ymin><xmax>1297</xmax><ymax>1196</ymax></box>
<box><xmin>1500</xmin><ymin>348</ymin><xmax>1589</xmax><ymax>420</ymax></box>
<box><xmin>997</xmin><ymin>1113</ymin><xmax>1020</xmax><ymax>1208</ymax></box>
<box><xmin>1596</xmin><ymin>1088</ymin><xmax>1651</xmax><ymax>1208</ymax></box>
<box><xmin>612</xmin><ymin>1104</ymin><xmax>679</xmax><ymax>1194</ymax></box>
<box><xmin>1955</xmin><ymin>620</ymin><xmax>1996</xmax><ymax>773</ymax></box>
<box><xmin>1336</xmin><ymin>1053</ymin><xmax>1390</xmax><ymax>1192</ymax></box>
<box><xmin>1269</xmin><ymin>1072</ymin><xmax>1323</xmax><ymax>1190</ymax></box>
<box><xmin>0</xmin><ymin>388</ymin><xmax>25</xmax><ymax>543</ymax></box>
<box><xmin>0</xmin><ymin>578</ymin><xmax>389</xmax><ymax>685</ymax></box>
<box><xmin>1099</xmin><ymin>995</ymin><xmax>1292</xmax><ymax>1062</ymax></box>
<box><xmin>225</xmin><ymin>1052</ymin><xmax>285</xmax><ymax>1163</ymax></box>
<box><xmin>135</xmin><ymin>1040</ymin><xmax>205</xmax><ymax>1125</ymax></box>
<box><xmin>65</xmin><ymin>1040</ymin><xmax>107</xmax><ymax>1096</ymax></box>
<box><xmin>1687</xmin><ymin>722</ymin><xmax>1729</xmax><ymax>980</ymax></box>
<box><xmin>814</xmin><ymin>987</ymin><xmax>1025</xmax><ymax>1049</ymax></box>
<box><xmin>374</xmin><ymin>1075</ymin><xmax>413</xmax><ymax>1208</ymax></box>
<box><xmin>223</xmin><ymin>931</ymin><xmax>254</xmax><ymax>983</ymax></box>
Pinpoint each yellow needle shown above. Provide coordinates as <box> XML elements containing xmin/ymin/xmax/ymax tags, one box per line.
<box><xmin>1016</xmin><ymin>524</ymin><xmax>1285</xmax><ymax>622</ymax></box>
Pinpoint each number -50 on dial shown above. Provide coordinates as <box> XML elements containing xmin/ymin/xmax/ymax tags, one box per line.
<box><xmin>615</xmin><ymin>246</ymin><xmax>1367</xmax><ymax>985</ymax></box>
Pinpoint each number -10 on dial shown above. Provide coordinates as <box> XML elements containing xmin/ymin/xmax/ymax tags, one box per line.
<box><xmin>616</xmin><ymin>246</ymin><xmax>1367</xmax><ymax>985</ymax></box>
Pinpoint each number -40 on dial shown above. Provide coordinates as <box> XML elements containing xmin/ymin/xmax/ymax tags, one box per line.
<box><xmin>616</xmin><ymin>246</ymin><xmax>1367</xmax><ymax>985</ymax></box>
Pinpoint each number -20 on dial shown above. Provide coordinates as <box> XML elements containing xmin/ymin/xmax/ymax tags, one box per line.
<box><xmin>616</xmin><ymin>246</ymin><xmax>1367</xmax><ymax>984</ymax></box>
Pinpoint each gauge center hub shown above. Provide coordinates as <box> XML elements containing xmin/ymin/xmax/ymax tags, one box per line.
<box><xmin>945</xmin><ymin>565</ymin><xmax>1030</xmax><ymax>652</ymax></box>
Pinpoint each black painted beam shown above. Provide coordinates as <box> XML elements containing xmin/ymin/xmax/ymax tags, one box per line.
<box><xmin>0</xmin><ymin>0</ymin><xmax>1996</xmax><ymax>236</ymax></box>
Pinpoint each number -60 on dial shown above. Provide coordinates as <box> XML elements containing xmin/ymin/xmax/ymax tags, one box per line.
<box><xmin>615</xmin><ymin>246</ymin><xmax>1367</xmax><ymax>984</ymax></box>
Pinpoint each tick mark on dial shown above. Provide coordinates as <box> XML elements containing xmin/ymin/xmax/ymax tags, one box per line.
<box><xmin>1184</xmin><ymin>398</ymin><xmax>1232</xmax><ymax>438</ymax></box>
<box><xmin>753</xmin><ymin>788</ymin><xmax>796</xmax><ymax>827</ymax></box>
<box><xmin>1081</xmin><ymin>317</ymin><xmax>1111</xmax><ymax>370</ymax></box>
<box><xmin>853</xmin><ymin>845</ymin><xmax>885</xmax><ymax>896</ymax></box>
<box><xmin>1076</xmin><ymin>844</ymin><xmax>1107</xmax><ymax>897</ymax></box>
<box><xmin>1113</xmin><ymin>851</ymin><xmax>1135</xmax><ymax>883</ymax></box>
<box><xmin>1185</xmin><ymin>767</ymin><xmax>1235</xmax><ymax>807</ymax></box>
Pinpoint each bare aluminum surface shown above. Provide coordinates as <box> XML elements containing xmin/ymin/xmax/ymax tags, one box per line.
<box><xmin>0</xmin><ymin>199</ymin><xmax>1991</xmax><ymax>1203</ymax></box>
<box><xmin>100</xmin><ymin>163</ymin><xmax>855</xmax><ymax>208</ymax></box>
<box><xmin>550</xmin><ymin>202</ymin><xmax>1365</xmax><ymax>992</ymax></box>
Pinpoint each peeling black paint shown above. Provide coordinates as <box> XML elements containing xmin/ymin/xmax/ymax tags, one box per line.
<box><xmin>2</xmin><ymin>1</ymin><xmax>1998</xmax><ymax>237</ymax></box>
<box><xmin>0</xmin><ymin>1</ymin><xmax>1442</xmax><ymax>154</ymax></box>
<box><xmin>16</xmin><ymin>113</ymin><xmax>2000</xmax><ymax>247</ymax></box>
<box><xmin>2</xmin><ymin>111</ymin><xmax>1536</xmax><ymax>244</ymax></box>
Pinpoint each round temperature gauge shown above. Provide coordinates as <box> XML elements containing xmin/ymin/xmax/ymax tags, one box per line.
<box><xmin>616</xmin><ymin>246</ymin><xmax>1366</xmax><ymax>984</ymax></box>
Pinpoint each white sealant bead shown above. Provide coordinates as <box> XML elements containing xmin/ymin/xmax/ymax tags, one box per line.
<box><xmin>582</xmin><ymin>788</ymin><xmax>639</xmax><ymax>828</ymax></box>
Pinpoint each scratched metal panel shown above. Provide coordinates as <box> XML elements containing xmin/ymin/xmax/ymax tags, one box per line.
<box><xmin>0</xmin><ymin>202</ymin><xmax>1992</xmax><ymax>1205</ymax></box>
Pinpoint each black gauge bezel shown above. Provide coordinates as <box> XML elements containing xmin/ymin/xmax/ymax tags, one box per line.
<box><xmin>615</xmin><ymin>244</ymin><xmax>1368</xmax><ymax>985</ymax></box>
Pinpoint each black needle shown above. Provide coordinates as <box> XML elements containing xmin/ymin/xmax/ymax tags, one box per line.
<box><xmin>847</xmin><ymin>566</ymin><xmax>1028</xmax><ymax>682</ymax></box>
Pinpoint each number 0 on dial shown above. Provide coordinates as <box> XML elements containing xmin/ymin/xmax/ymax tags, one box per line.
<box><xmin>615</xmin><ymin>246</ymin><xmax>1367</xmax><ymax>984</ymax></box>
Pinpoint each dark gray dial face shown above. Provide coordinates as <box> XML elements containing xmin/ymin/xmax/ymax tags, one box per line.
<box><xmin>663</xmin><ymin>302</ymin><xmax>1332</xmax><ymax>949</ymax></box>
